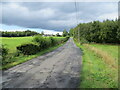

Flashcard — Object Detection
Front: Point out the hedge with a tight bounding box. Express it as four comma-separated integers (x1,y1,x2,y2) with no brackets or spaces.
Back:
17,36,69,55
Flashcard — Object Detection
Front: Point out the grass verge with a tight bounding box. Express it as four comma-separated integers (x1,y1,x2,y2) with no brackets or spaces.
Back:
1,43,65,70
84,44,117,69
90,44,118,61
74,41,118,88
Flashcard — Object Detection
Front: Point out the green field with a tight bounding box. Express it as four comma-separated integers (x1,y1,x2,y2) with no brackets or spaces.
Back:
0,36,65,53
0,37,34,53
75,42,118,88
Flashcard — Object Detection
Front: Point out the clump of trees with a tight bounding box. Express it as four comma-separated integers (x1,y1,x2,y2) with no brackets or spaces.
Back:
70,19,120,44
1,30,39,37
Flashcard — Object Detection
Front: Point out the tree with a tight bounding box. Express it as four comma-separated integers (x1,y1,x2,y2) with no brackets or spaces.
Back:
1,30,39,37
69,28,74,37
72,19,119,44
41,31,44,35
62,29,68,37
56,33,61,37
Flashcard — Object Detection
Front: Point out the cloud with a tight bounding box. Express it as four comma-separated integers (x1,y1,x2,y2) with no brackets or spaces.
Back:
0,24,62,35
43,30,63,35
97,12,118,20
1,2,118,31
1,0,119,2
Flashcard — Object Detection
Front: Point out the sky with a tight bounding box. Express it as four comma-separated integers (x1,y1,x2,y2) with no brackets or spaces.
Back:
0,0,119,34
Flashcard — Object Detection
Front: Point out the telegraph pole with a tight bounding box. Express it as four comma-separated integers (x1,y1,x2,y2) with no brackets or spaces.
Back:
75,0,80,43
78,26,80,43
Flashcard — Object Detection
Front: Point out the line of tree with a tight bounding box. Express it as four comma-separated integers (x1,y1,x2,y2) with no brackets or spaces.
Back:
69,19,120,44
1,30,39,37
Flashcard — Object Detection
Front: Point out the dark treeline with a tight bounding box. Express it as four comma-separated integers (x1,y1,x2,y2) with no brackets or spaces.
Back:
1,30,39,37
70,19,120,44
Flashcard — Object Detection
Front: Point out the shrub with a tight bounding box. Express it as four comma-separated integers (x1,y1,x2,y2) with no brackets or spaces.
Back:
14,50,22,57
33,36,57,49
80,38,89,44
0,45,8,59
44,38,52,48
64,36,69,41
33,36,47,49
49,37,56,46
0,45,9,65
16,44,40,55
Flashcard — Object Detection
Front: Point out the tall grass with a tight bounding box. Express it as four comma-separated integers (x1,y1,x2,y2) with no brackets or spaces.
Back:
90,44,118,62
84,44,117,69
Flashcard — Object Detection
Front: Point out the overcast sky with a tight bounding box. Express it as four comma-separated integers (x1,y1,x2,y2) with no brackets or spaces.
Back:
0,1,119,34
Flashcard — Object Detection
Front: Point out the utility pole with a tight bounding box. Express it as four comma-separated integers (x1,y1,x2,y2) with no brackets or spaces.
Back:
78,26,80,43
75,0,80,43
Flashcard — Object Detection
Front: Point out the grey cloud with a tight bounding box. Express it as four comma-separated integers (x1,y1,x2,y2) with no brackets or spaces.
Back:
1,2,118,31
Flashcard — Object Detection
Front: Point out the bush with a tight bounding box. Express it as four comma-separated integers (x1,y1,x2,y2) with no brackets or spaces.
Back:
14,50,22,57
33,36,59,49
80,38,89,44
0,45,8,59
64,36,69,42
33,36,49,49
0,45,9,65
17,44,40,55
49,37,57,46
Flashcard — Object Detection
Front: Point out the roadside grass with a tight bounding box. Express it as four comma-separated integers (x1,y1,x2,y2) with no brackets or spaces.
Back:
75,41,118,88
84,44,117,69
90,44,118,62
1,42,65,70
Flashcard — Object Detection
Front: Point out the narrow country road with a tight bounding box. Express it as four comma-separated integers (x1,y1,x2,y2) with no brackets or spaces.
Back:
2,38,82,88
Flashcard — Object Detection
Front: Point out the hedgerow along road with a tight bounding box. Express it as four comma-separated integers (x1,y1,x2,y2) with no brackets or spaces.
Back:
2,38,82,88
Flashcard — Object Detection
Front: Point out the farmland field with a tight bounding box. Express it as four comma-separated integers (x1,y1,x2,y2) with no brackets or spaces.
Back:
75,41,118,88
0,36,65,53
0,37,34,53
